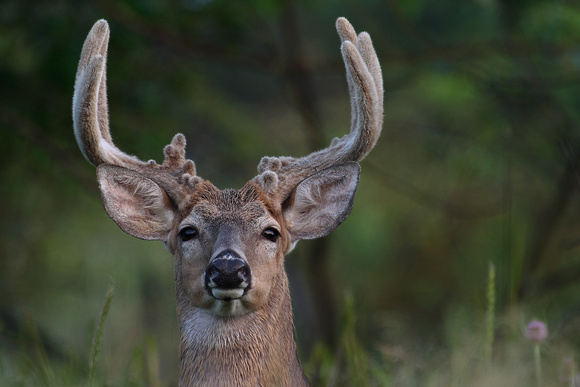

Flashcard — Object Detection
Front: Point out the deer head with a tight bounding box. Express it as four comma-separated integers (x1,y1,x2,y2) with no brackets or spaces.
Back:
73,17,382,386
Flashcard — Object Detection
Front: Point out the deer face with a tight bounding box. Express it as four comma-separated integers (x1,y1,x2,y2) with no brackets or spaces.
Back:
172,183,289,317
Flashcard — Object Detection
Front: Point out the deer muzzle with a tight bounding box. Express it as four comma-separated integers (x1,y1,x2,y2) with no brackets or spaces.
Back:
205,250,251,301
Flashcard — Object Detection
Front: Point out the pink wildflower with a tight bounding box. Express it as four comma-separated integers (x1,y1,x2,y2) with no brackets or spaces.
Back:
525,319,548,343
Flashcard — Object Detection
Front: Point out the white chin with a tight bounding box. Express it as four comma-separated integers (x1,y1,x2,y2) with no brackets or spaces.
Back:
207,289,249,317
209,298,248,317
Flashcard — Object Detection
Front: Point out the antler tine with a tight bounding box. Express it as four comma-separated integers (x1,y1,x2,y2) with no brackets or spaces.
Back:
255,17,383,200
75,19,111,145
337,18,383,116
336,17,358,131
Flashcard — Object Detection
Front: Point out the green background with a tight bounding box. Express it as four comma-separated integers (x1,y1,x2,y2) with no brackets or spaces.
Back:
2,0,580,385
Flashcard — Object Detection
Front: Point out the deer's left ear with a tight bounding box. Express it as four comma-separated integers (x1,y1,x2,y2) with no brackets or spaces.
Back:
282,162,360,241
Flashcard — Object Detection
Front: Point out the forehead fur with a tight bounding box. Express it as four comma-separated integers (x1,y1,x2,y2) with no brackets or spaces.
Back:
181,180,279,221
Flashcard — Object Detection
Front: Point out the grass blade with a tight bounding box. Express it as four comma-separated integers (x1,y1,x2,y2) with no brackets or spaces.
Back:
88,279,115,387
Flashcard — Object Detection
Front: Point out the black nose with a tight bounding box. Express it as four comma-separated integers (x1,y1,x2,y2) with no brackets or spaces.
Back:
205,251,250,289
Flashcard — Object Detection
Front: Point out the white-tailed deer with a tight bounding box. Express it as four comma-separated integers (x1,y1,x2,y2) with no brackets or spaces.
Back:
73,17,382,386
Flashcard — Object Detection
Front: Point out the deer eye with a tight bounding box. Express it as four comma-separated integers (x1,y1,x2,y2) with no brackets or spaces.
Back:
262,227,280,242
179,226,198,242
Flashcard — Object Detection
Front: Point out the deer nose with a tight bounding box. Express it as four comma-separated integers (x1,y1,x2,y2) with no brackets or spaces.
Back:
205,251,250,290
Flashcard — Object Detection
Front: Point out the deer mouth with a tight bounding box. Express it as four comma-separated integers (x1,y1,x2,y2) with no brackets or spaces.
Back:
204,253,252,301
206,277,250,301
208,287,248,301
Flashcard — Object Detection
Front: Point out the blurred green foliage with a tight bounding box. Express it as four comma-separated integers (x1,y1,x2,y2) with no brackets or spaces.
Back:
2,0,580,385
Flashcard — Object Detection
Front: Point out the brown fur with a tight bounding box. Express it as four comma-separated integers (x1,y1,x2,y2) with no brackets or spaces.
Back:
176,255,306,386
169,182,306,385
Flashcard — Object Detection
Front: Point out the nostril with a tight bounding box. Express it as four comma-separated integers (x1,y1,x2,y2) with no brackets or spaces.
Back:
206,257,250,289
237,264,250,281
213,257,245,274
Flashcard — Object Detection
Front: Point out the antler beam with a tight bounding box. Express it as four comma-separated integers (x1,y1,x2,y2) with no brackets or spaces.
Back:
254,17,383,201
72,20,199,202
73,20,142,168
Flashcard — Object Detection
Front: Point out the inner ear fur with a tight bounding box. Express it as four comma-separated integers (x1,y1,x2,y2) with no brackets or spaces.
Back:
97,165,175,241
282,162,360,241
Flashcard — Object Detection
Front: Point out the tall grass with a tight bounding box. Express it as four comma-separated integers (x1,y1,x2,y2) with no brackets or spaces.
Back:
88,279,115,387
302,265,576,387
0,281,116,386
2,266,579,386
26,313,55,386
485,261,496,366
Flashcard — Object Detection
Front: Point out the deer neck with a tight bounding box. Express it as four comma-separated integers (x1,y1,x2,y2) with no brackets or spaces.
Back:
175,267,309,386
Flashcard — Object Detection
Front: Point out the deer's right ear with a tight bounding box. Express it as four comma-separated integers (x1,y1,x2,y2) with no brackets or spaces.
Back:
97,165,175,241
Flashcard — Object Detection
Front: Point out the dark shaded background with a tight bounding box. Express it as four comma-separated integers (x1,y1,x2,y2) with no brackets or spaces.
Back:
2,0,580,385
